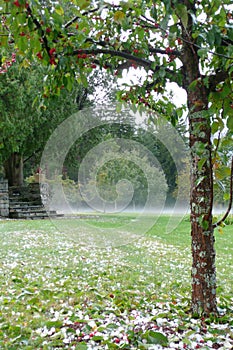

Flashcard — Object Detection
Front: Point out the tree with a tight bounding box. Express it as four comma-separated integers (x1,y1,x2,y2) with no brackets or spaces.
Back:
81,139,168,212
0,58,89,185
1,0,233,316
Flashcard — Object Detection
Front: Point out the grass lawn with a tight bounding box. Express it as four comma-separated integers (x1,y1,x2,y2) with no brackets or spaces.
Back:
0,215,232,349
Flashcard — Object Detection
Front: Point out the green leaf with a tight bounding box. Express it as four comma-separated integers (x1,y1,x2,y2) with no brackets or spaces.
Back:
114,11,125,24
80,71,88,88
197,48,208,58
137,28,145,41
189,79,198,91
77,0,90,10
202,220,209,230
76,343,88,350
18,36,28,52
175,4,188,29
227,116,233,131
211,121,219,134
198,158,207,171
45,320,63,328
143,330,168,346
55,5,64,16
206,29,215,46
215,166,231,180
223,193,230,201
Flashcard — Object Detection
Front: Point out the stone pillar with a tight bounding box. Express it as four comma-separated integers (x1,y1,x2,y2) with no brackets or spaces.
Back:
0,180,9,217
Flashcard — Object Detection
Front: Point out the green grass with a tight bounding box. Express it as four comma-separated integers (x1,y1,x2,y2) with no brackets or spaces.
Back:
0,215,232,349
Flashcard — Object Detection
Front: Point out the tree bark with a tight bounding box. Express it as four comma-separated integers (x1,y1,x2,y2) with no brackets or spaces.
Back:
189,110,217,315
4,152,24,187
181,0,217,315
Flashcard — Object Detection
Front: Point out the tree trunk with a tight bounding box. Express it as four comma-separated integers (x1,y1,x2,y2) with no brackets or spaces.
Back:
189,111,217,315
181,0,217,315
4,152,24,187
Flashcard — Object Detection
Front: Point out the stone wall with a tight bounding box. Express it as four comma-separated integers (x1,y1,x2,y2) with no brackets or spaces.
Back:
0,180,9,217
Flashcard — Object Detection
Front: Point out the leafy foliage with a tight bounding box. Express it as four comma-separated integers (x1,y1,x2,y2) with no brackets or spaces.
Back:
0,59,89,179
83,140,168,208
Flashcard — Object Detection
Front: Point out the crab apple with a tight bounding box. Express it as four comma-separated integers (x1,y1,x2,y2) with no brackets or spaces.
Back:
49,48,56,55
49,57,56,65
165,47,172,53
36,52,43,60
13,0,20,7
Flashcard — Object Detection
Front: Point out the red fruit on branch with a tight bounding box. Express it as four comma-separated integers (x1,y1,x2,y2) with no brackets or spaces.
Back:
49,57,56,65
77,53,88,59
133,49,139,53
169,54,176,62
13,0,21,7
165,47,172,54
36,52,43,60
19,32,26,36
49,48,56,55
90,63,97,68
46,27,52,33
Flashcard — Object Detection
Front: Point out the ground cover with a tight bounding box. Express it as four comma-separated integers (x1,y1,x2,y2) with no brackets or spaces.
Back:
0,215,232,349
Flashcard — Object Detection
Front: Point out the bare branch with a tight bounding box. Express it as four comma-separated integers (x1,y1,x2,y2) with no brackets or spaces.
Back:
213,155,233,228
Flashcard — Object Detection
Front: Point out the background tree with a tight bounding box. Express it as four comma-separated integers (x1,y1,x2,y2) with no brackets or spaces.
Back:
81,139,168,212
1,0,233,316
0,58,89,185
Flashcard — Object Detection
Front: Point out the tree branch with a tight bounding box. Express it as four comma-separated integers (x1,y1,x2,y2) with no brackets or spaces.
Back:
73,48,152,68
213,155,233,228
149,46,181,56
64,7,99,28
25,5,51,57
72,47,176,76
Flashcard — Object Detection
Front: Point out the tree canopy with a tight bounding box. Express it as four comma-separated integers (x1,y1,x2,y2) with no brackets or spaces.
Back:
1,0,233,316
0,57,89,184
